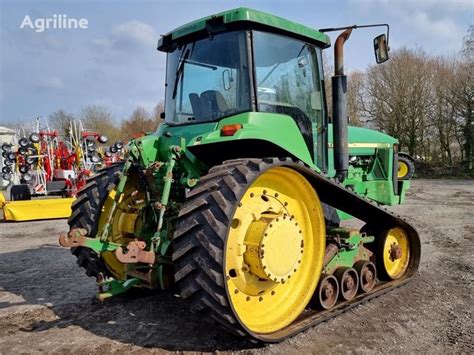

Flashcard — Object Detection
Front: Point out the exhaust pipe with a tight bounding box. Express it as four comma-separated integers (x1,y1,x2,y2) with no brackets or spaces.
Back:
332,29,352,182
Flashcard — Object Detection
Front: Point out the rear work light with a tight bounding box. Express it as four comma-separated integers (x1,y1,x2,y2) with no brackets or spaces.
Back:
220,124,243,136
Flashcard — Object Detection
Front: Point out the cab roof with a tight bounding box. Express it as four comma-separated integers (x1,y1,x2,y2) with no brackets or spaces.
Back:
158,7,331,51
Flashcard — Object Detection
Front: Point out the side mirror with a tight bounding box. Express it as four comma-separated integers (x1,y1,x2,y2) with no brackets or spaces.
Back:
374,34,389,63
222,69,233,91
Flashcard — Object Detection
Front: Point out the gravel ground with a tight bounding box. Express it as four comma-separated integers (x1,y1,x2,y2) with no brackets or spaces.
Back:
0,179,473,354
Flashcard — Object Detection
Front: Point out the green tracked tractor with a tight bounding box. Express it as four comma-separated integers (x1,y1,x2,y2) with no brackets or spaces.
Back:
59,8,420,342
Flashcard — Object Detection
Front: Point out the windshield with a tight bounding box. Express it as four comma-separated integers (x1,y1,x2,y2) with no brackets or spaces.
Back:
253,31,323,122
164,31,251,124
253,31,326,163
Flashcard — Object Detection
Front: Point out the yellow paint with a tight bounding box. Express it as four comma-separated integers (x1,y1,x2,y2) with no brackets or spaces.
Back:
397,161,409,179
98,176,146,280
2,198,75,221
0,192,5,207
383,227,410,279
225,167,325,334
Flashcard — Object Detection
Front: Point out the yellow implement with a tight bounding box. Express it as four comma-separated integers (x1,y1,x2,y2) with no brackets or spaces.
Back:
0,192,5,207
0,195,74,221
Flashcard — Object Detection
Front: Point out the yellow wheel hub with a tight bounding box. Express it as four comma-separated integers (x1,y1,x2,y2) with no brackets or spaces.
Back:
243,215,303,282
225,167,325,334
398,161,409,178
383,227,410,279
98,176,146,279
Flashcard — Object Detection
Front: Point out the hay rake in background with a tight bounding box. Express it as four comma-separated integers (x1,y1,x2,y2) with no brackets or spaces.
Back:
0,117,124,221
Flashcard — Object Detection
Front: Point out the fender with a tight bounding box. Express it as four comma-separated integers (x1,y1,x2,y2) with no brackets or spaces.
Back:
398,152,415,162
183,112,318,170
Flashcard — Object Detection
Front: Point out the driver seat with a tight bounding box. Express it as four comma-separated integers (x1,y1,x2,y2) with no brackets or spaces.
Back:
200,90,229,119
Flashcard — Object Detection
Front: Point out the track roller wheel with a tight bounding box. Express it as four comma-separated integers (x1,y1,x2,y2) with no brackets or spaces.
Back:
313,274,339,310
334,267,359,301
374,227,410,280
354,260,376,293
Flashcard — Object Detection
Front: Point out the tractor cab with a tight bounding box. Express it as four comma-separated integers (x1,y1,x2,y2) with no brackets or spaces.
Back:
157,8,399,203
159,8,330,170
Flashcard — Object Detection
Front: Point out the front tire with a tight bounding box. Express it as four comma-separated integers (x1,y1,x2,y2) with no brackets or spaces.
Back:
398,154,415,180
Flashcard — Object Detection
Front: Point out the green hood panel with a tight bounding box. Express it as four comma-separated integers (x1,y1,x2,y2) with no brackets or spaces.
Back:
328,124,398,145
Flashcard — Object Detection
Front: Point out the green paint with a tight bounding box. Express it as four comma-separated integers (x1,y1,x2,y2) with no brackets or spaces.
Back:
84,238,121,253
151,147,179,252
185,112,318,170
326,124,398,177
161,7,330,47
97,277,140,300
70,8,416,300
324,228,374,274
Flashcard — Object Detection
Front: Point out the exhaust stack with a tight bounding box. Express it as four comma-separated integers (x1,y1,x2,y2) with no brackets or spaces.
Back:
332,29,352,183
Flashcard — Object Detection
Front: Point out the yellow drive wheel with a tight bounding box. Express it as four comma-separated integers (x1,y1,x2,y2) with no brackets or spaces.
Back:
173,159,326,339
68,163,148,281
376,227,410,280
226,167,325,333
97,175,146,280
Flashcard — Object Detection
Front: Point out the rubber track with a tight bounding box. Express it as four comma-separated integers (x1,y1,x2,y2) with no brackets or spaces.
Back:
67,163,124,278
172,157,421,342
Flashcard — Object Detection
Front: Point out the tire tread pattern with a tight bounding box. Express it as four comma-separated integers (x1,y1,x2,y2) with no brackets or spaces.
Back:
172,158,292,337
67,163,124,278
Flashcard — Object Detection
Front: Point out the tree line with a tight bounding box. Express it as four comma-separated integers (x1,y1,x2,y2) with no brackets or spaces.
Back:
3,28,472,176
325,27,473,174
3,102,165,145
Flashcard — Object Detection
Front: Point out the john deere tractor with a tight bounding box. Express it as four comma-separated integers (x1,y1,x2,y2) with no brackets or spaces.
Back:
60,8,420,341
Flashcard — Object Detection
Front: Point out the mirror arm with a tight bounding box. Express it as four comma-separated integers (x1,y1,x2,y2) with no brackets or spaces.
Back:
320,24,390,46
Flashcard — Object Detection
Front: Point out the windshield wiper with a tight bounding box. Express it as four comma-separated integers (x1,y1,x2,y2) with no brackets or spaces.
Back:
184,59,217,70
257,45,307,87
172,46,191,99
258,62,280,87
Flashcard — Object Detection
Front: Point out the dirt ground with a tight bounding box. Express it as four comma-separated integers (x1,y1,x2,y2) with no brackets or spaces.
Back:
0,179,473,354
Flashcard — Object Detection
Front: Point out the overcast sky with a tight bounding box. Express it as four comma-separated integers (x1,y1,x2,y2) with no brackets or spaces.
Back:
0,0,472,124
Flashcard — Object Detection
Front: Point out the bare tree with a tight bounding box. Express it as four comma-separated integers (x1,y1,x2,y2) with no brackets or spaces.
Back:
49,109,75,136
362,48,432,157
451,60,474,170
121,103,164,140
80,105,121,142
428,57,461,165
323,52,333,120
152,101,165,126
121,106,151,139
461,25,474,61
347,70,365,126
